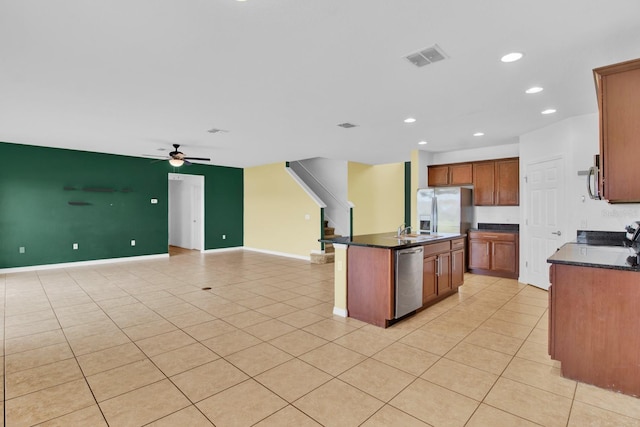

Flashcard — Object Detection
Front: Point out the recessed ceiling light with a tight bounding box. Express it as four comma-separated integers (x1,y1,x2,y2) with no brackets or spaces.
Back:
501,52,524,63
418,141,428,145
526,86,544,94
541,109,557,115
473,132,484,137
404,117,416,123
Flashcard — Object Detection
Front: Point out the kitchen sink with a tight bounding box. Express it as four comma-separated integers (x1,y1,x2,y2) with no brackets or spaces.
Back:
386,234,440,241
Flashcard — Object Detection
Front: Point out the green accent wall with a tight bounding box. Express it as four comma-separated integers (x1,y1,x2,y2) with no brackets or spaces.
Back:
404,161,411,229
0,142,243,269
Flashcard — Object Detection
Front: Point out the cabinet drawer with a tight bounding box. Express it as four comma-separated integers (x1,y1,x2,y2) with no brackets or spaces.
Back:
422,241,450,257
468,231,516,242
451,238,465,250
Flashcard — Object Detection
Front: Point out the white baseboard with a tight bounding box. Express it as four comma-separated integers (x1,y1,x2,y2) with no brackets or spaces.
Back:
202,247,243,254
243,247,311,261
0,253,170,274
333,307,348,317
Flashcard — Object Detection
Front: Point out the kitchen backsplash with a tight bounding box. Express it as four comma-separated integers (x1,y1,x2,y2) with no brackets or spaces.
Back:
473,205,520,227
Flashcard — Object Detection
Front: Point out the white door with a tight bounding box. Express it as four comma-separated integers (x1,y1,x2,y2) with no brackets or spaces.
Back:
527,157,565,289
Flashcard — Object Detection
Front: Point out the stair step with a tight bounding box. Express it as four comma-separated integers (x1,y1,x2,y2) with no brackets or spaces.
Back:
324,227,335,236
310,252,335,264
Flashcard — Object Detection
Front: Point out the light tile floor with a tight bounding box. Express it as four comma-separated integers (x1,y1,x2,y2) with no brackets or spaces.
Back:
2,248,640,426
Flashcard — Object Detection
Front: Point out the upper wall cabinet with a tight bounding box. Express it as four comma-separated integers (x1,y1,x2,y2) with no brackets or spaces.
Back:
594,58,640,203
473,158,519,206
428,157,519,206
427,163,473,186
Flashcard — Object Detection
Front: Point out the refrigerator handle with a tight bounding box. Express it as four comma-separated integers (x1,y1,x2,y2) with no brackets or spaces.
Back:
432,197,438,233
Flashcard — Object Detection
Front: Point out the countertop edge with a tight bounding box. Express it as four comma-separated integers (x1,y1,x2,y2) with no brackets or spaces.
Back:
321,233,466,249
547,242,640,272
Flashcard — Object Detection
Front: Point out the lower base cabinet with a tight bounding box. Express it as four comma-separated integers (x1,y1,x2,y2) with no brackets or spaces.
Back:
549,263,640,396
468,231,518,279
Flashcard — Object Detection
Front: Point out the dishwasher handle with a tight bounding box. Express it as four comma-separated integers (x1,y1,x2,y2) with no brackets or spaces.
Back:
398,248,424,256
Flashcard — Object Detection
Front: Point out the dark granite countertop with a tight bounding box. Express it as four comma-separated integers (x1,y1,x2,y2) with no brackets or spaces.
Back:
548,243,640,272
321,232,465,249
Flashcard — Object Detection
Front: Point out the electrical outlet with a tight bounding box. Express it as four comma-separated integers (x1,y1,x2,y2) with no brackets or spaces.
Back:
304,214,310,220
222,234,226,240
130,240,136,246
580,219,588,228
19,246,25,254
73,243,78,250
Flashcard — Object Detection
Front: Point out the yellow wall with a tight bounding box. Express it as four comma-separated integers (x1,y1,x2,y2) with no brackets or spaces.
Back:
244,163,322,258
348,162,405,235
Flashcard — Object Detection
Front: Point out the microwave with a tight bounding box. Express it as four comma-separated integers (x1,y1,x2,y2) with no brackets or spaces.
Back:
587,154,602,200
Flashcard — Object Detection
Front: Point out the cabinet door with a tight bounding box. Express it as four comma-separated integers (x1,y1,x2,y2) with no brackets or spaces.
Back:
468,239,490,270
450,163,473,185
491,241,517,274
423,255,438,304
600,66,640,202
428,166,449,186
495,159,519,205
451,249,464,289
473,162,495,205
437,253,452,295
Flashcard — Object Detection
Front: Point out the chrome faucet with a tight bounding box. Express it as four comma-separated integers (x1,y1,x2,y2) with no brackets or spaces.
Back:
397,224,411,237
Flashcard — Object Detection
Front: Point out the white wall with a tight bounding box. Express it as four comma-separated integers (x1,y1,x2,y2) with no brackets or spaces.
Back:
295,158,351,236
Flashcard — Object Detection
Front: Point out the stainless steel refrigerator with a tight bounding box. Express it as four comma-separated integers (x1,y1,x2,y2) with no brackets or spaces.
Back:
417,187,474,234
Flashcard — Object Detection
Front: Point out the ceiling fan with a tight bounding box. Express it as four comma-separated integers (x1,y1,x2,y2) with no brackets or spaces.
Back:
154,144,211,167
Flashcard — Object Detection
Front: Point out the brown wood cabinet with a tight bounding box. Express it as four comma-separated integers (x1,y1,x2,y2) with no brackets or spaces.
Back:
468,231,518,279
473,158,519,206
451,239,465,289
422,239,463,305
594,58,640,203
549,263,640,396
495,158,519,205
428,158,519,206
428,163,473,186
347,246,393,328
472,162,495,205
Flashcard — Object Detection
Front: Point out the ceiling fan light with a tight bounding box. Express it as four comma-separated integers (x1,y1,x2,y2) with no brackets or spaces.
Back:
169,159,184,167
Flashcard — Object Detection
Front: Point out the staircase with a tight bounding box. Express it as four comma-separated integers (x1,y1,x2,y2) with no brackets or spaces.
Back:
310,220,339,264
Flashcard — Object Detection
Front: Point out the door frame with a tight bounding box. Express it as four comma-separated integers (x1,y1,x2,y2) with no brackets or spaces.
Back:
168,173,205,252
521,155,566,289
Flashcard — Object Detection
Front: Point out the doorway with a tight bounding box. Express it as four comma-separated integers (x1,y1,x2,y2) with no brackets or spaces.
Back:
168,173,205,252
524,156,565,289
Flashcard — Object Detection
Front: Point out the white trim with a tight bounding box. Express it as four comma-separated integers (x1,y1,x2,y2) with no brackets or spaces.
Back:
285,167,327,208
333,243,349,249
0,253,169,274
201,247,243,254
243,246,311,261
333,307,348,317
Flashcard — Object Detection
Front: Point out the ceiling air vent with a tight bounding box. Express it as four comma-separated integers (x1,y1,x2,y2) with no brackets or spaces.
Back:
337,122,358,129
406,44,448,68
207,128,228,134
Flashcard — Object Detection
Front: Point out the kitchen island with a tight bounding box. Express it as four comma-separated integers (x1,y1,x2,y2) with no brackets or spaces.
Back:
324,232,465,328
548,242,640,397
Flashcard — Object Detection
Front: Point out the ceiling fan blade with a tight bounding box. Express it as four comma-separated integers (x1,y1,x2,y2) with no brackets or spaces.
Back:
183,157,211,161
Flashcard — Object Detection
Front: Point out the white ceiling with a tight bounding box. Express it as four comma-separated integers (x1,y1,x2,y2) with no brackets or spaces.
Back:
1,0,640,168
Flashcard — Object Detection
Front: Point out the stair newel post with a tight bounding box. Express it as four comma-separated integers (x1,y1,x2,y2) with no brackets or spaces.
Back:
349,207,353,240
320,207,325,252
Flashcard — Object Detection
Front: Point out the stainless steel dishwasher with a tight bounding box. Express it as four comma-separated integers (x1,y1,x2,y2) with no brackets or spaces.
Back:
395,246,424,318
